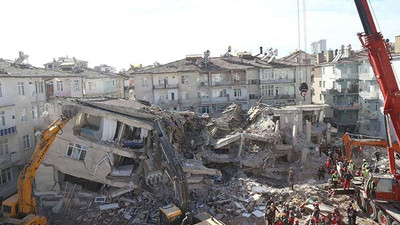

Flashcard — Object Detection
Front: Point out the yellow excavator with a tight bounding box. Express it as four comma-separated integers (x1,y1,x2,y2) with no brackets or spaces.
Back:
0,106,76,225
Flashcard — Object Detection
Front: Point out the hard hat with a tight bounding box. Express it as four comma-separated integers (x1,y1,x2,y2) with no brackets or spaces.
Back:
350,160,353,162
271,203,275,207
363,159,367,162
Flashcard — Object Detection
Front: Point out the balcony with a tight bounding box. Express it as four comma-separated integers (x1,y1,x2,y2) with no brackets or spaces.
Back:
359,91,379,99
0,152,20,167
261,94,295,100
231,80,247,85
328,86,359,95
359,73,375,80
0,126,17,138
335,73,358,80
157,100,179,106
331,104,361,110
260,78,295,84
232,97,248,102
211,81,233,87
153,83,178,89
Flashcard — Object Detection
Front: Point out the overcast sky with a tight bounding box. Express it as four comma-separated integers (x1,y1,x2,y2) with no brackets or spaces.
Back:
1,0,399,71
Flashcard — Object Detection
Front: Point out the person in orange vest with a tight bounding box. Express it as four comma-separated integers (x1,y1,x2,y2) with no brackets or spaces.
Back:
326,157,332,174
343,170,353,189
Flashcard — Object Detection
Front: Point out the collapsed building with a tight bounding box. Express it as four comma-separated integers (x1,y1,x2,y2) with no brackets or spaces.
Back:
35,99,221,198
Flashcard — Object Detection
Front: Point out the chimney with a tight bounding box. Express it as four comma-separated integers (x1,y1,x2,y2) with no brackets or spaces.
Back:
395,35,400,54
316,52,324,64
19,51,23,58
326,50,334,62
344,44,352,58
259,46,263,55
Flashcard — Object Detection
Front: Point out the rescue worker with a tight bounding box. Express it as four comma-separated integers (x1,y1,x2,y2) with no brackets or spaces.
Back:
326,157,332,174
181,212,193,225
265,203,277,225
343,170,353,189
317,165,325,180
333,207,342,224
362,167,369,179
288,210,295,225
355,167,362,177
266,197,275,207
332,171,339,188
362,159,369,170
312,202,320,222
348,159,355,174
288,169,294,190
294,220,300,225
375,148,382,162
369,179,377,198
327,187,335,198
348,206,357,225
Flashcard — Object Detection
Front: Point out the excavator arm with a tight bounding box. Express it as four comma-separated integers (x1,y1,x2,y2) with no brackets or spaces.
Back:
355,0,400,175
2,106,76,224
342,132,400,160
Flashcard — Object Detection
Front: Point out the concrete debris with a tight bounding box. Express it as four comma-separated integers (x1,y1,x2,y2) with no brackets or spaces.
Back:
99,203,120,211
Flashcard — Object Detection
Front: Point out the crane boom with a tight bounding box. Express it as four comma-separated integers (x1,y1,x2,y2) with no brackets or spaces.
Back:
354,0,400,175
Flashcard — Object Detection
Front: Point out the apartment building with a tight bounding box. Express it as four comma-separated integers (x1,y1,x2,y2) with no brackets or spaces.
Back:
133,52,311,114
318,46,363,133
44,58,124,99
0,58,50,200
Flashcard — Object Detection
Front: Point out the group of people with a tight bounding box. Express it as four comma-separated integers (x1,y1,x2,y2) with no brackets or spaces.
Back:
264,198,300,225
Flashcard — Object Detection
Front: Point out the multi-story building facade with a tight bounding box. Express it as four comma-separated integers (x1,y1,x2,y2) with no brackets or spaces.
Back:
44,58,124,99
318,47,363,133
132,53,311,114
0,58,50,200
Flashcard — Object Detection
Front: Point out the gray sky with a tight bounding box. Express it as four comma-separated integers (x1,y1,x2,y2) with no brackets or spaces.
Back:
1,0,399,71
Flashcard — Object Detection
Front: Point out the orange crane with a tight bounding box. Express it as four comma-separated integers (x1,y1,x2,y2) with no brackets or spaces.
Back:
1,108,75,225
342,132,400,160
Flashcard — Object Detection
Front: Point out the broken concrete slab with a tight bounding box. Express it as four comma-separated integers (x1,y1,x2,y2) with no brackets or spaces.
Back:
252,210,264,218
182,159,222,176
99,203,120,211
215,134,241,148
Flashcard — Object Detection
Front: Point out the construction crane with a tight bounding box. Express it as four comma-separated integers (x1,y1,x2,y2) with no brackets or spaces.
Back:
342,132,400,160
0,107,76,225
353,0,400,224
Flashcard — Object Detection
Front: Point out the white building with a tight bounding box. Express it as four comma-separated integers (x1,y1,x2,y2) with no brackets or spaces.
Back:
311,40,327,54
0,58,50,200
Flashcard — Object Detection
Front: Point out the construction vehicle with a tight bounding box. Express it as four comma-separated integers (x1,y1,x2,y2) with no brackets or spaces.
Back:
342,132,400,160
0,106,76,225
154,122,225,225
353,0,400,224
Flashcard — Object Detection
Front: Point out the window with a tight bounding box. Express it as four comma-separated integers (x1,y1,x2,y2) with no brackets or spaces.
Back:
159,77,168,85
322,68,325,74
198,106,210,114
249,79,259,85
249,94,258,100
323,81,326,88
20,108,27,123
182,92,189,100
0,139,8,155
23,135,31,149
112,80,116,87
200,91,209,99
73,80,80,91
0,82,2,97
181,76,188,84
56,81,63,91
233,73,240,81
0,167,11,185
212,89,227,98
319,81,322,87
0,111,4,126
261,85,274,96
31,106,38,120
260,69,274,80
40,81,44,93
18,82,25,96
320,94,322,101
142,77,149,87
234,89,242,97
66,143,88,161
88,81,96,90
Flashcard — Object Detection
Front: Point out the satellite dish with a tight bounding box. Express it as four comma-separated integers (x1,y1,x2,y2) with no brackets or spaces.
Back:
299,82,308,92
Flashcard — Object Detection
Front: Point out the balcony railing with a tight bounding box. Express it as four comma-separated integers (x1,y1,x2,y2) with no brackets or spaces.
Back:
331,104,361,110
359,73,375,80
0,126,17,137
0,152,19,167
335,73,358,80
211,81,233,87
261,94,295,100
359,91,379,99
153,83,178,89
260,78,295,84
328,86,359,94
157,100,179,106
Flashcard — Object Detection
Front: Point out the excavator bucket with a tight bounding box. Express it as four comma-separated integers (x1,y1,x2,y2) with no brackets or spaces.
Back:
62,104,80,118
